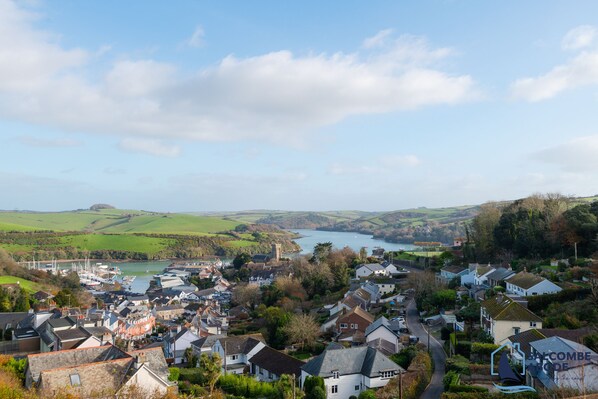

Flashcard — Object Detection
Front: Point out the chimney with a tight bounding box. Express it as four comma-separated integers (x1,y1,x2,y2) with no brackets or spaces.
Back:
134,352,146,369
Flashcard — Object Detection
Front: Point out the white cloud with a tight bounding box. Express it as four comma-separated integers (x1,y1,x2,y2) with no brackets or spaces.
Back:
511,52,598,101
187,26,205,48
0,4,477,145
562,25,597,50
511,25,598,101
362,29,394,49
0,0,87,92
119,138,181,157
532,135,598,172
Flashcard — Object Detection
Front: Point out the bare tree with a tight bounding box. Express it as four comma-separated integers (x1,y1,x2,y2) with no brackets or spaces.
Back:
284,314,320,350
232,284,261,309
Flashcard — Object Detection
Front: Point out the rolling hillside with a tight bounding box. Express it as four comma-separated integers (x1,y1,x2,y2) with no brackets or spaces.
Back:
0,209,239,235
0,208,299,261
207,195,598,244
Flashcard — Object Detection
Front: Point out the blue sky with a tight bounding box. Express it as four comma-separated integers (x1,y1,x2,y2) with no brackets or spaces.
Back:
1,0,598,212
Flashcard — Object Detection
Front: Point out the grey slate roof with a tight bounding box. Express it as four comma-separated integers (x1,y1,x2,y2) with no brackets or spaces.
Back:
486,267,515,282
249,346,305,377
219,334,265,355
191,334,225,350
365,316,395,337
47,317,76,329
359,263,385,272
530,337,598,368
54,327,90,342
130,347,170,382
441,265,467,274
301,346,402,378
27,344,129,384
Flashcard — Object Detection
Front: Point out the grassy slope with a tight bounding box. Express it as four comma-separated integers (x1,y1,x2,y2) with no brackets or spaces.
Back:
0,276,45,292
0,209,239,234
0,210,245,258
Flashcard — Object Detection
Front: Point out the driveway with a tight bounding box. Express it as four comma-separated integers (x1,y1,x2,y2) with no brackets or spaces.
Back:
406,299,446,399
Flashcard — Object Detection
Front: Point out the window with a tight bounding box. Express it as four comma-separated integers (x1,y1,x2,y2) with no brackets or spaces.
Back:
350,323,355,329
231,354,239,360
332,371,339,379
530,322,537,327
331,385,338,394
513,327,520,335
70,374,81,386
355,385,360,391
380,371,395,379
340,323,348,329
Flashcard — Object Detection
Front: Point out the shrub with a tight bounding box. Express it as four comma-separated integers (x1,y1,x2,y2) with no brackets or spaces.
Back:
445,355,470,375
178,368,205,385
390,345,418,369
471,342,499,362
168,367,180,382
447,384,488,393
217,373,277,398
455,341,471,358
443,371,460,390
358,390,376,399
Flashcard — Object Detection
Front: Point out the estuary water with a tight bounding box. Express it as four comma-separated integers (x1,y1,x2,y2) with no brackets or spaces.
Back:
115,229,416,293
291,229,417,254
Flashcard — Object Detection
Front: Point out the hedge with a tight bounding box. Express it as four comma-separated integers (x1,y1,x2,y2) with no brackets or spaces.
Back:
217,373,277,398
442,392,539,399
527,288,590,313
447,384,488,393
445,355,470,375
455,341,472,358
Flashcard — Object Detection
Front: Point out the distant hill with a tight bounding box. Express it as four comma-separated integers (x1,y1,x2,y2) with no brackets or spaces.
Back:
204,195,598,244
0,209,299,261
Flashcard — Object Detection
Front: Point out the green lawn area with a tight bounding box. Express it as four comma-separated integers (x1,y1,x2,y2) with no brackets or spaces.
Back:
0,222,40,232
0,276,45,292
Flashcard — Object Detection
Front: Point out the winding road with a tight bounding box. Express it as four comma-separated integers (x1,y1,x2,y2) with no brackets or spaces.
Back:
406,298,446,399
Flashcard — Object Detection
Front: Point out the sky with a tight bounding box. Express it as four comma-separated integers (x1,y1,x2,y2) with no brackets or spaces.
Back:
1,0,598,212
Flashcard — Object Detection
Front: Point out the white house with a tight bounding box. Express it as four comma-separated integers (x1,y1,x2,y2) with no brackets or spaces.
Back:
473,265,496,286
383,263,407,276
365,317,401,355
480,294,543,344
438,265,469,283
301,346,404,399
164,327,201,364
212,334,266,374
505,271,562,297
371,280,397,296
529,337,598,392
355,264,388,279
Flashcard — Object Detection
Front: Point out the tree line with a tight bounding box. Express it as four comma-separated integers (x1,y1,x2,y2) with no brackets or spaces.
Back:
467,194,598,262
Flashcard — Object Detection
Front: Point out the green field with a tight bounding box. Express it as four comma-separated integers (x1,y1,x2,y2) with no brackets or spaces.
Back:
63,234,174,255
0,209,240,235
0,208,300,260
0,234,173,256
0,276,45,292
